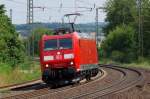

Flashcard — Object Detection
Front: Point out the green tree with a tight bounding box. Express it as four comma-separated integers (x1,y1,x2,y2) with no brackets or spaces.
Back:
104,0,137,35
102,25,136,62
0,5,25,67
28,27,53,55
103,0,150,58
141,0,150,57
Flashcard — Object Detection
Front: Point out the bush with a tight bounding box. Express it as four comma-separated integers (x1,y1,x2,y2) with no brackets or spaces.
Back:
0,5,25,67
0,63,12,74
0,62,41,86
102,25,137,63
111,51,125,62
98,47,104,58
28,27,53,56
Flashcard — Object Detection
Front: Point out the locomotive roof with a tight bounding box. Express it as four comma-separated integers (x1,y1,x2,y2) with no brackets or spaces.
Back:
78,32,95,39
42,32,95,40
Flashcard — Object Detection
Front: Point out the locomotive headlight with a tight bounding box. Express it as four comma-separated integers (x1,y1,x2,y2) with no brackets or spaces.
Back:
77,69,80,72
70,61,74,65
64,54,74,59
45,64,49,68
44,56,54,61
57,52,61,55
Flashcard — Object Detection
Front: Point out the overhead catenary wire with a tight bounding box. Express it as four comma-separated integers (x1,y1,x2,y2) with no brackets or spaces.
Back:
3,0,94,9
5,0,27,5
76,0,97,8
3,0,105,24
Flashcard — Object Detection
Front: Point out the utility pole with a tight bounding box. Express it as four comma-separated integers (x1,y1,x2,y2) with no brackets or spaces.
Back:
27,0,34,24
95,7,105,45
27,0,46,57
27,0,34,57
138,0,143,57
10,9,12,23
95,8,98,44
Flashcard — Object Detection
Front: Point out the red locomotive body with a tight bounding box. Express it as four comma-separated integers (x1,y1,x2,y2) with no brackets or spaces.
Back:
39,32,99,84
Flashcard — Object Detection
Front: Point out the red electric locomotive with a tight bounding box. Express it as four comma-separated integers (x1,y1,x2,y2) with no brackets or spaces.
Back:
39,31,99,85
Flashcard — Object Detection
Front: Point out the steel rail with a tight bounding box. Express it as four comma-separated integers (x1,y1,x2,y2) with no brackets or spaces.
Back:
0,79,41,91
69,65,144,99
22,66,124,99
0,65,143,99
0,69,105,99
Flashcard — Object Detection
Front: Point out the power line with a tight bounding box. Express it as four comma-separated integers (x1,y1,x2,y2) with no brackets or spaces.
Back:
5,0,27,5
76,0,97,8
34,16,51,22
76,9,93,13
43,6,93,9
4,0,103,24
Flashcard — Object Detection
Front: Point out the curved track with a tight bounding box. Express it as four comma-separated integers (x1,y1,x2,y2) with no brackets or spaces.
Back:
0,65,143,99
70,65,143,99
0,79,42,91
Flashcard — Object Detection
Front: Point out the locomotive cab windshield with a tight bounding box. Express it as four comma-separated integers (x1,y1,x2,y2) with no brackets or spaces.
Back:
44,39,57,51
59,38,72,49
44,38,72,51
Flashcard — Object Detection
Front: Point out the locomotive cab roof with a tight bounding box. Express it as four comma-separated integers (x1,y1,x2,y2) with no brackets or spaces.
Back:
54,28,71,35
43,32,95,41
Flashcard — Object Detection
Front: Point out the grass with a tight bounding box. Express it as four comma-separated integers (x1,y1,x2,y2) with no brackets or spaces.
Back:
99,57,150,69
0,57,149,87
122,58,150,69
0,62,41,87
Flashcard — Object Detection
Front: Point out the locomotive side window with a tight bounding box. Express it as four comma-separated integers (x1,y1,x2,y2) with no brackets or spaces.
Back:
44,39,57,50
59,38,72,49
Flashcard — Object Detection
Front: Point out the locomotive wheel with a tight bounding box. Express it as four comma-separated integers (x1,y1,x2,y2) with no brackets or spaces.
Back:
74,80,80,85
86,76,91,81
85,75,91,81
85,70,92,81
48,83,58,89
72,81,80,87
53,83,58,88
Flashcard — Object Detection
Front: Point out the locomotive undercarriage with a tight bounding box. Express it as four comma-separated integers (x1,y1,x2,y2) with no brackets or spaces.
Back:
42,67,99,85
80,68,99,81
42,67,79,85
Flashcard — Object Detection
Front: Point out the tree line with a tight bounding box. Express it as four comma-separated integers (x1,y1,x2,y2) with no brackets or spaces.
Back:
102,0,150,63
1,0,150,67
0,5,25,67
0,5,53,68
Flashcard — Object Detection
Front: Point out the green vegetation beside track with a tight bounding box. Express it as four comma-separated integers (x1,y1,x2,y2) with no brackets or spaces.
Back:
99,58,150,69
0,61,41,87
0,5,43,87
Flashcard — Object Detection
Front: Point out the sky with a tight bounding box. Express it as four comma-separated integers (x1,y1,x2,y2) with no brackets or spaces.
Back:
0,0,106,24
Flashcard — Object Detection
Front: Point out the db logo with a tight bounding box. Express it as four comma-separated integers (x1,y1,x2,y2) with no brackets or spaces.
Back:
56,55,62,60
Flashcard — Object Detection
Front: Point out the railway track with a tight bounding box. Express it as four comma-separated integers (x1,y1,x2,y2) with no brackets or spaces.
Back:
70,66,143,99
0,65,144,99
0,68,104,99
0,79,42,91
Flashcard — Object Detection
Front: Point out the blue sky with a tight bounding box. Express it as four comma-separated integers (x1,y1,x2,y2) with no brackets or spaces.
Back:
1,0,106,24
